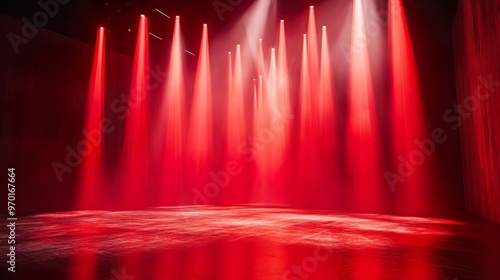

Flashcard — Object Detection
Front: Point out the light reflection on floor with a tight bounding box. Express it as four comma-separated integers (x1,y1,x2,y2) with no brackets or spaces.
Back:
2,206,500,279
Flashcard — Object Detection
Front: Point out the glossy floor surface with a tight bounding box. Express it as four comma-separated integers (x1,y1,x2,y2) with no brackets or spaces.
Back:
1,206,499,280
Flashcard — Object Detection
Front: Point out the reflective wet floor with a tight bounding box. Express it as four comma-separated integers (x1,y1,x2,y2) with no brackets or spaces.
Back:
2,206,499,279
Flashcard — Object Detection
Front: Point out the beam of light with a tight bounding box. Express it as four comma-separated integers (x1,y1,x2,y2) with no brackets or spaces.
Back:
297,34,321,207
121,15,150,209
277,20,291,121
187,24,213,191
268,48,277,115
307,6,320,120
346,0,383,211
251,78,260,200
319,25,337,203
252,74,270,202
226,44,246,159
157,15,186,205
76,27,105,210
252,49,277,203
299,35,312,145
208,0,276,124
68,223,102,280
266,19,292,202
253,79,258,114
148,32,163,40
267,46,280,179
228,52,233,115
388,0,429,214
155,8,171,19
184,50,195,56
299,10,323,206
276,20,291,145
258,74,265,141
240,0,276,67
253,79,257,133
319,26,335,139
257,39,265,78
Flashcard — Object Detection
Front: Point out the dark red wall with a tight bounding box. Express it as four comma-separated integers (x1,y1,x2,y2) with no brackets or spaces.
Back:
453,0,500,223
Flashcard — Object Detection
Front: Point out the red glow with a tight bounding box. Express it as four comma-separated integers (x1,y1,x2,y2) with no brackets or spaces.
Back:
223,45,247,203
307,6,320,120
299,35,312,144
268,20,292,201
227,52,233,112
389,0,429,214
15,207,476,279
68,221,105,280
252,73,269,202
67,4,463,215
347,0,383,211
121,15,150,208
76,27,105,210
454,1,500,223
187,24,213,188
251,48,276,202
297,34,321,206
267,45,283,182
277,20,291,122
319,26,337,200
253,79,257,128
226,44,246,159
319,26,335,139
257,39,265,78
17,207,467,254
157,16,186,205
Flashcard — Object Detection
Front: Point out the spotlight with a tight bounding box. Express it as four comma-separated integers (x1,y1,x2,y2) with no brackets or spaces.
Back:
140,14,145,18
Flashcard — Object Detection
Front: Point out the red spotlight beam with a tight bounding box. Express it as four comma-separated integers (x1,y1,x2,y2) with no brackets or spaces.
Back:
158,15,187,205
76,26,105,210
387,0,430,214
346,0,383,211
226,44,246,159
121,15,151,208
187,24,214,190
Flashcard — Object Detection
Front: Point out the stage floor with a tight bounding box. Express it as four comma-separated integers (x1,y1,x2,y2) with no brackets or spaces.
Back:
2,206,500,279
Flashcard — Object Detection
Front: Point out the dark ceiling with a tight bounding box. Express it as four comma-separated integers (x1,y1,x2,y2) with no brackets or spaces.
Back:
0,0,458,57
0,0,312,56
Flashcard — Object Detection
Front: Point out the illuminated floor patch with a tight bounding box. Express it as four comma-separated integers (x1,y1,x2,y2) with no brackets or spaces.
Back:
2,206,500,280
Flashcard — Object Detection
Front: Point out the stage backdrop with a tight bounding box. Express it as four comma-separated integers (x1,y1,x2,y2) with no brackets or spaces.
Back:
0,13,133,214
453,0,500,224
0,0,464,216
